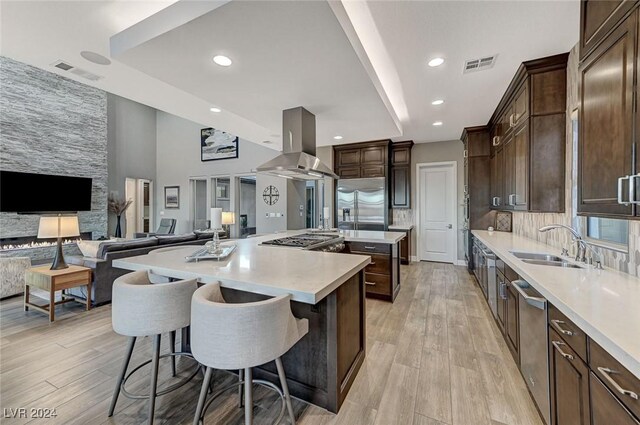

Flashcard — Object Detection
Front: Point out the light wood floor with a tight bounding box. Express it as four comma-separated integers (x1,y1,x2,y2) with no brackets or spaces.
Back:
0,262,543,425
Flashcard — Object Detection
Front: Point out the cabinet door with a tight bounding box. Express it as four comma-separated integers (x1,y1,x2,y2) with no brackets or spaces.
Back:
581,0,637,61
496,273,506,333
513,121,529,210
503,134,515,210
361,146,386,165
591,372,640,425
392,147,411,165
338,167,360,179
549,328,591,425
337,149,361,167
579,11,635,216
513,83,529,127
505,282,519,363
391,166,410,208
361,165,385,178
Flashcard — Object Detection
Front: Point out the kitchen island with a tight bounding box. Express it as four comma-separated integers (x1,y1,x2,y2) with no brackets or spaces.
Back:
113,233,371,413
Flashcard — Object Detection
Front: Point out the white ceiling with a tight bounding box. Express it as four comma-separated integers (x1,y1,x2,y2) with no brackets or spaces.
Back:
1,0,580,148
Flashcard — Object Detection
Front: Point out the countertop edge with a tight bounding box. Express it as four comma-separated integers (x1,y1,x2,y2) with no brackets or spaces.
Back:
472,230,640,379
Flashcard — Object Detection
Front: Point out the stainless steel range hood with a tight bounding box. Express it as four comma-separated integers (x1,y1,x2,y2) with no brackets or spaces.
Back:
256,107,338,180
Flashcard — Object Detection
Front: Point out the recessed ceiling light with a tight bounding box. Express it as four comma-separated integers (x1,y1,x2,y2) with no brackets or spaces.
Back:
210,107,221,113
433,121,443,126
262,140,273,144
333,135,343,140
428,57,445,67
80,51,111,66
431,99,445,106
213,55,232,67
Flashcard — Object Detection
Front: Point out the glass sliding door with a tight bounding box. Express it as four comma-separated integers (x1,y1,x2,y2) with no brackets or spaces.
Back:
190,178,208,230
211,177,231,211
237,176,256,238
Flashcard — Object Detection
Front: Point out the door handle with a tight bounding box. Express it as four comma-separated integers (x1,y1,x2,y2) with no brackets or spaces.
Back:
447,224,453,229
630,175,640,205
492,136,500,146
618,176,630,205
550,319,574,336
511,280,546,310
597,367,639,400
508,194,516,206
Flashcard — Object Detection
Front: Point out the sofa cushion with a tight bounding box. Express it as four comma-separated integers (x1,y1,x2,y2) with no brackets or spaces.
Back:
77,239,118,258
194,230,227,240
97,238,158,259
156,233,197,245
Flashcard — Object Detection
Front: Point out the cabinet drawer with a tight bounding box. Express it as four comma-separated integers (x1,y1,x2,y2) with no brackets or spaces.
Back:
590,339,640,418
364,272,390,296
361,165,385,178
348,242,391,254
591,371,640,425
548,304,587,361
363,253,390,275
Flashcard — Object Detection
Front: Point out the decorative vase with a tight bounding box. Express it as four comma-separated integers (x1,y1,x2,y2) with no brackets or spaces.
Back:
115,215,122,238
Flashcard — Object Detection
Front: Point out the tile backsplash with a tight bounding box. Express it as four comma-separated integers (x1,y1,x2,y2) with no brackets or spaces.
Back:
392,209,414,226
511,45,640,278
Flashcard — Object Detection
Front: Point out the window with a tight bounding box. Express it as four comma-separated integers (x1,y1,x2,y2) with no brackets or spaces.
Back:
586,217,629,248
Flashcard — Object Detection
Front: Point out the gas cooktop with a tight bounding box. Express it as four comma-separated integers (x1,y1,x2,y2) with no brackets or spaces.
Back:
261,233,341,249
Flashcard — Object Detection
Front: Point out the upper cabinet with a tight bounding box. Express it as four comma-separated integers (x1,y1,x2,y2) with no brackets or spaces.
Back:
390,141,413,208
461,126,493,230
334,140,390,180
579,3,638,217
487,54,568,213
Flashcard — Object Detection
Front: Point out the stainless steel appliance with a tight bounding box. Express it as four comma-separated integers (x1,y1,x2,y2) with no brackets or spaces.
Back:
261,233,344,252
336,177,387,231
512,279,550,425
472,238,494,306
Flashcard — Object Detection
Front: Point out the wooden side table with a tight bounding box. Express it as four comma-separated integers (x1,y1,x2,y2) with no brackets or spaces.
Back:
24,265,92,322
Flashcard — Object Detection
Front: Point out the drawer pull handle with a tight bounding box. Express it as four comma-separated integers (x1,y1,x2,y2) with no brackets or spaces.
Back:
552,340,574,360
365,281,375,286
551,319,574,336
597,367,639,400
364,246,376,250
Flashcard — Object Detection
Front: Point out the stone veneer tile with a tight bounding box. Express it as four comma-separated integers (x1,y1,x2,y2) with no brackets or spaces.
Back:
0,56,107,240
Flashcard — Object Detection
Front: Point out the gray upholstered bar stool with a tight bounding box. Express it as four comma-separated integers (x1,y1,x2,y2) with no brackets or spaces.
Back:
108,270,199,425
190,283,309,425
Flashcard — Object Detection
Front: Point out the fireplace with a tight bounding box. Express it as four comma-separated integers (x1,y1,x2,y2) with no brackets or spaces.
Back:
0,232,92,265
0,232,93,250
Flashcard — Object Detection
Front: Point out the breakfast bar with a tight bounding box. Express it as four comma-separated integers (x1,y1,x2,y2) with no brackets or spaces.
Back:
113,234,371,413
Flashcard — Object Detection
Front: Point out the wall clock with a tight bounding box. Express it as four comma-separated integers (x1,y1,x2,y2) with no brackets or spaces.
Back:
263,185,279,205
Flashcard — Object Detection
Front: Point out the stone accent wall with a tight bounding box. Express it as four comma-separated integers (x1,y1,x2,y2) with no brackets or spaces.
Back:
512,45,640,277
0,56,108,240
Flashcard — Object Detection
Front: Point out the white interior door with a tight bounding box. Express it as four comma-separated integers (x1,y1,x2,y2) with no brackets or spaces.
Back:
419,163,456,263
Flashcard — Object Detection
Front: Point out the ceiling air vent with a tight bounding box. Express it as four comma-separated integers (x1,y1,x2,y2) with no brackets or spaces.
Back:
463,55,497,74
50,60,104,81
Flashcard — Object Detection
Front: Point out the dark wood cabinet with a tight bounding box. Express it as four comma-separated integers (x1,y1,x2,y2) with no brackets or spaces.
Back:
461,126,493,228
343,241,400,302
496,269,506,334
333,140,390,181
390,141,413,208
485,54,567,213
393,227,412,265
580,0,638,61
548,327,591,425
579,9,636,217
591,372,640,425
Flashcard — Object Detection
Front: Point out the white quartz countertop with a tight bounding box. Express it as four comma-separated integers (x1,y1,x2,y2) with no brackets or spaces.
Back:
472,230,640,379
113,234,370,305
388,224,414,231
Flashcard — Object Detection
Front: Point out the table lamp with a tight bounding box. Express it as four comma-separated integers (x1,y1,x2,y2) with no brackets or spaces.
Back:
209,208,223,254
38,215,80,270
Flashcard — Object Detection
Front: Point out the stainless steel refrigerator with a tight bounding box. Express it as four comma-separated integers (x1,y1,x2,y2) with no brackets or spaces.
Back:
336,177,387,231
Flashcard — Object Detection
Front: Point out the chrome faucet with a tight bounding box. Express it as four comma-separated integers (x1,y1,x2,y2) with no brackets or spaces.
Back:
538,224,588,262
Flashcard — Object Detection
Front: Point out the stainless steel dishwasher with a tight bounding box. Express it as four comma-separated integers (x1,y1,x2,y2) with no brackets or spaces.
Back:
511,279,550,425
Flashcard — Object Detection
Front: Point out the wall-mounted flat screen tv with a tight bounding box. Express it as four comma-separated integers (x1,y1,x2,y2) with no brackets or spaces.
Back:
0,171,92,213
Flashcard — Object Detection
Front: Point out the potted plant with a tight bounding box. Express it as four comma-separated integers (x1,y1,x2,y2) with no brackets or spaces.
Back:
108,195,133,238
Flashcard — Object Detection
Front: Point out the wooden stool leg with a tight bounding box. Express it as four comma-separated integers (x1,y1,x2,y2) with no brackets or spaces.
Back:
24,284,30,311
86,281,92,311
49,288,55,322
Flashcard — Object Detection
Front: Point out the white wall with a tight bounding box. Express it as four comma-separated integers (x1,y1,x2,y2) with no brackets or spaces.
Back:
155,111,279,234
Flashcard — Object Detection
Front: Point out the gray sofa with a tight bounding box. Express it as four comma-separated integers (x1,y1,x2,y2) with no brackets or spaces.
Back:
66,231,221,305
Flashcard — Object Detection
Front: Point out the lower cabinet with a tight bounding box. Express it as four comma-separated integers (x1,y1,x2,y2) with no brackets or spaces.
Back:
343,241,400,302
396,229,411,265
549,327,591,425
590,372,640,425
505,282,520,363
496,269,506,334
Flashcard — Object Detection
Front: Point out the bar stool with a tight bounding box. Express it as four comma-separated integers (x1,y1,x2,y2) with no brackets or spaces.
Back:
190,283,309,425
108,270,199,425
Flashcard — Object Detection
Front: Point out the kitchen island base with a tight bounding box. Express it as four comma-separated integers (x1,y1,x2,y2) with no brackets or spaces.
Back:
181,270,366,413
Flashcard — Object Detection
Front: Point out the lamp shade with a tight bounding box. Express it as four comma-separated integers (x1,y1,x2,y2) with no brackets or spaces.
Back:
222,211,235,225
37,215,80,239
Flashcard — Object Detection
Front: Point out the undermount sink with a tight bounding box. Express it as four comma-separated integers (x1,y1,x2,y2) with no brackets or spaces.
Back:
521,258,583,269
510,251,564,262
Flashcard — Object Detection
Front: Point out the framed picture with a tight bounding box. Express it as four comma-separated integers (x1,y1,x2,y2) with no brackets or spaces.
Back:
164,186,180,209
201,128,239,161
